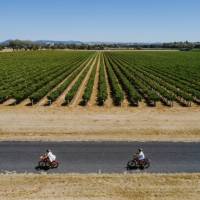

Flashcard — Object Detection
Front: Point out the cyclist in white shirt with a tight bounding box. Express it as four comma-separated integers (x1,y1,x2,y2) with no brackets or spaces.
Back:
46,149,56,163
136,148,145,161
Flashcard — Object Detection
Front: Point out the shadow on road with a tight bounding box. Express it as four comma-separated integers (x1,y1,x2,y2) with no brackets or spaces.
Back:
35,165,51,171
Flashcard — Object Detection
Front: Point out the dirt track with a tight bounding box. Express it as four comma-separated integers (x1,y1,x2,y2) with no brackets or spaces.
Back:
0,106,200,141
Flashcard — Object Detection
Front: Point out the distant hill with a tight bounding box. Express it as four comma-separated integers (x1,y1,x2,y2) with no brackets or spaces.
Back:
0,40,163,46
35,40,84,45
0,40,13,45
0,39,84,45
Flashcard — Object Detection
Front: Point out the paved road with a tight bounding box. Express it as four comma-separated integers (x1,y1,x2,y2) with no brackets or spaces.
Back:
0,141,200,173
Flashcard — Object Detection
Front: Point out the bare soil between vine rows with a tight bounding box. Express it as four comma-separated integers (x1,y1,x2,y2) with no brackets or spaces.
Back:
0,106,200,141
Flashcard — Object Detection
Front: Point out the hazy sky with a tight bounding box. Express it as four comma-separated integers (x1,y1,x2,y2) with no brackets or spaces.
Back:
0,0,199,42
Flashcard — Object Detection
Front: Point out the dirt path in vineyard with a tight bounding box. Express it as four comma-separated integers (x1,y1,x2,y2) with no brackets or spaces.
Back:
103,55,113,107
87,53,100,106
70,54,98,107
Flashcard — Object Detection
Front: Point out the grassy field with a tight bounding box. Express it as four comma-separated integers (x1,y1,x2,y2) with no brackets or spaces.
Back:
0,173,199,200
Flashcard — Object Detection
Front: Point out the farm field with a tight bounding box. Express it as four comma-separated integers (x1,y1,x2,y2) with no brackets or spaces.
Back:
1,51,200,108
1,50,200,141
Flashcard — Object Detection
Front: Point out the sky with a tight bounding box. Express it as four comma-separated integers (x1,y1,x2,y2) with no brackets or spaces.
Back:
0,0,199,42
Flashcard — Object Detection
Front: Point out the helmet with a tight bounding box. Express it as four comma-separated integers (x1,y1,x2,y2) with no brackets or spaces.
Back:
138,148,143,152
46,149,51,153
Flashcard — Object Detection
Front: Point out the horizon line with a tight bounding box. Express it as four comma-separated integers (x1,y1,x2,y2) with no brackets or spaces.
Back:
1,38,200,44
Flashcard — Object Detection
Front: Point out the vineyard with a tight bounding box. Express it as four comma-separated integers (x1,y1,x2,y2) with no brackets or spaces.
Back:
1,50,200,107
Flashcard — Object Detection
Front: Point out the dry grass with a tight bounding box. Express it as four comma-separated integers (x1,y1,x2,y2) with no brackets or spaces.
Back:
1,106,200,141
1,129,200,142
0,173,200,200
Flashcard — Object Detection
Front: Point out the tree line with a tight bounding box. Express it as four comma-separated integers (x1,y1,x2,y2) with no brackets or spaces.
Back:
0,40,200,51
